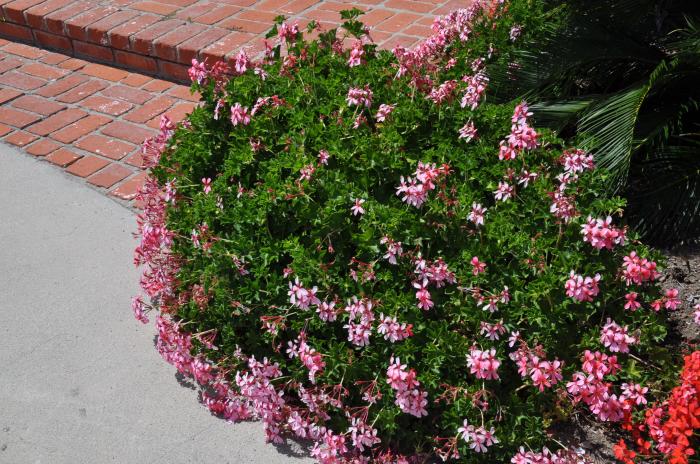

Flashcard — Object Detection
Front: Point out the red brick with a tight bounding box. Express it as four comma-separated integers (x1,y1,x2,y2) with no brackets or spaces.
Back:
0,20,33,40
110,171,148,200
0,87,22,104
0,124,11,137
59,57,87,70
380,33,418,50
44,2,93,35
114,50,157,74
2,0,45,25
236,9,278,23
101,85,152,104
279,0,317,14
24,0,67,29
102,120,154,144
402,24,432,38
384,0,436,13
65,6,118,41
75,134,135,160
123,96,175,123
33,30,73,53
176,28,228,64
200,31,255,62
0,70,47,90
86,10,139,45
357,8,393,27
120,72,151,87
81,62,128,81
87,163,132,188
142,78,173,92
158,59,189,82
159,0,198,6
81,95,134,116
51,114,111,143
27,108,87,136
160,100,196,124
130,19,184,55
251,0,286,11
39,51,69,65
216,17,269,34
25,138,61,156
316,1,366,12
45,147,82,167
4,130,38,146
153,23,207,61
0,107,41,128
0,56,23,73
74,40,114,62
55,79,108,103
174,1,214,21
194,4,241,25
123,151,144,167
35,74,88,97
166,85,199,102
11,95,66,116
376,12,422,33
65,155,111,177
19,62,68,80
2,41,44,59
108,14,160,50
130,1,178,15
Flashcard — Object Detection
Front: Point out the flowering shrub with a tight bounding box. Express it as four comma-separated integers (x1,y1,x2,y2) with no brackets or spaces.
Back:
132,2,687,463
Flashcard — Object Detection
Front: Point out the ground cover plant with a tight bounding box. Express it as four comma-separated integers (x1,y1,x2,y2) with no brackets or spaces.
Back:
132,1,697,462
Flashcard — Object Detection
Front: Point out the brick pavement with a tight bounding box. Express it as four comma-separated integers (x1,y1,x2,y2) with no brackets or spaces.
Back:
0,39,198,205
0,0,458,82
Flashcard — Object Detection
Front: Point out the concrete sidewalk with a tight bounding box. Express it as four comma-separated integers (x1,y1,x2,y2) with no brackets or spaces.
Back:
0,143,312,463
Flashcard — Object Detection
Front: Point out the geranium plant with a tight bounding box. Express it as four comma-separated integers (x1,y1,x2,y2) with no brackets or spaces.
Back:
132,1,690,462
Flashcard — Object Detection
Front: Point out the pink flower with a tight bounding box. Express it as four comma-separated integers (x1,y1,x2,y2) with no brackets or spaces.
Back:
458,121,477,141
509,25,522,41
346,85,373,108
351,198,365,216
316,301,337,322
202,177,212,194
694,303,700,325
494,182,514,201
621,251,660,285
458,420,499,453
318,149,330,165
427,79,458,105
375,103,396,122
624,292,641,311
188,58,208,84
460,72,489,110
479,320,506,340
561,148,595,174
380,236,403,264
348,418,380,452
468,202,487,226
348,39,365,67
471,256,487,275
288,277,321,310
664,288,681,310
413,279,434,310
600,319,637,353
232,49,249,75
621,382,648,405
377,314,413,343
131,295,149,324
467,347,500,380
581,216,626,250
277,21,299,42
565,271,601,302
230,103,251,126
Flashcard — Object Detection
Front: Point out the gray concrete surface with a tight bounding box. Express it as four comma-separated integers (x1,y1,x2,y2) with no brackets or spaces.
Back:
0,143,312,464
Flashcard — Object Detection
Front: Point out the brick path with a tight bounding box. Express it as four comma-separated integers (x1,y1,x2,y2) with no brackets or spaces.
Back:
0,1,446,207
0,0,457,82
0,39,197,205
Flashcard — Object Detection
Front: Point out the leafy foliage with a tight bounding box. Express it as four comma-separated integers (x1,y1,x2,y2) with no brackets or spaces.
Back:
505,0,700,245
134,2,685,463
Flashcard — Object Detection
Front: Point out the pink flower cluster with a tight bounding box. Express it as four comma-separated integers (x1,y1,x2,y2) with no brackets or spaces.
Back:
459,120,478,141
581,216,627,250
348,39,365,67
458,420,499,453
288,277,321,310
511,447,591,464
346,85,373,108
567,350,626,422
510,340,563,392
380,236,403,264
565,271,601,302
600,319,637,353
396,162,450,208
467,346,501,380
560,148,594,175
343,297,375,347
650,288,682,312
386,356,428,417
498,102,538,160
375,103,396,122
287,333,326,383
377,314,413,343
479,320,506,340
412,257,456,310
468,202,487,226
621,251,660,285
460,72,489,110
142,115,175,169
235,356,286,443
428,79,459,105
